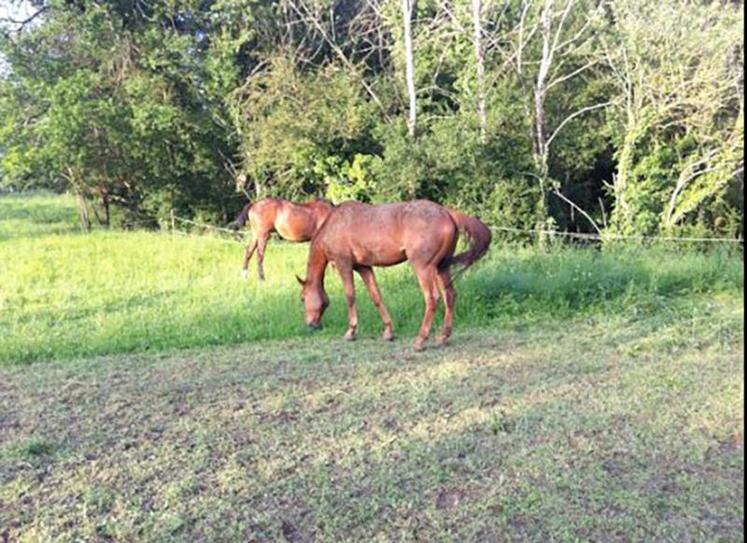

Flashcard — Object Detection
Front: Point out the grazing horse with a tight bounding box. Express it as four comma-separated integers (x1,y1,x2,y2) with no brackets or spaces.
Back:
236,198,334,280
296,200,492,350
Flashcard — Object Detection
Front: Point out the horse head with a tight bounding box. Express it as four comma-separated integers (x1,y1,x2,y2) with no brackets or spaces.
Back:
296,274,329,329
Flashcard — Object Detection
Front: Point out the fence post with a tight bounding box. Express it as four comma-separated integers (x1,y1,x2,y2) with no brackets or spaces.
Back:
170,209,175,233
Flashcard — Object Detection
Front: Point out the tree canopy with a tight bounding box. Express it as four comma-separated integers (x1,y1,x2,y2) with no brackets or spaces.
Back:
0,0,743,237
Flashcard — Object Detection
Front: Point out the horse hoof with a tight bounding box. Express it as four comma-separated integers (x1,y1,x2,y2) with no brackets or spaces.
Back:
436,335,450,347
413,338,426,351
344,330,357,341
241,270,249,280
382,330,395,341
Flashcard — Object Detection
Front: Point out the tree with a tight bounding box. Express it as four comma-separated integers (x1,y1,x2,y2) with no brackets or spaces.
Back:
603,0,744,235
0,0,241,225
523,0,609,227
402,0,417,137
471,0,486,142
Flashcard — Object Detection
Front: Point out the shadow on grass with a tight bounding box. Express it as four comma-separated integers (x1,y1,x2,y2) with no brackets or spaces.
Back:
0,322,741,541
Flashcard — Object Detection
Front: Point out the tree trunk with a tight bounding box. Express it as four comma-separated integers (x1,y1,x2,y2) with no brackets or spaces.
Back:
402,0,417,138
77,191,91,231
103,193,111,228
533,0,554,227
471,0,487,142
65,167,91,231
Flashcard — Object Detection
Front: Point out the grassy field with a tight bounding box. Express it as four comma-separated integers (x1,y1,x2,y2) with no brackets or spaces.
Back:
1,322,743,541
1,192,743,365
0,192,744,541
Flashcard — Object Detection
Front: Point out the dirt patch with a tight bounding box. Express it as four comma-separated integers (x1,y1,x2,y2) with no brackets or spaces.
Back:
281,520,303,543
436,488,466,510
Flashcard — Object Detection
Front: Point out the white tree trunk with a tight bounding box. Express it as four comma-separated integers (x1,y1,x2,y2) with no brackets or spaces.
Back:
402,0,417,138
534,0,554,173
472,0,487,142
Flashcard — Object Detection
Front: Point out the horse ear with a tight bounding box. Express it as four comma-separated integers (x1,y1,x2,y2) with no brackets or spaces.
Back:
295,274,306,286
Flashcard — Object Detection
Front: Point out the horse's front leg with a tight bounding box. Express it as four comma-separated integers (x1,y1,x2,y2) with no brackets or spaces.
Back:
338,265,358,340
241,236,258,280
256,232,270,281
356,265,394,341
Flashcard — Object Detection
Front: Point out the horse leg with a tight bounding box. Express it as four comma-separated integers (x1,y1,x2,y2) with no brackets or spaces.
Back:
356,266,394,341
256,231,270,281
241,236,258,280
338,265,358,340
436,268,456,346
413,265,440,351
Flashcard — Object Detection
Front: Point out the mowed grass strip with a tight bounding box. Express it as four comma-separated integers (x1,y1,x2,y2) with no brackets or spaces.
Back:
1,193,743,364
0,316,742,542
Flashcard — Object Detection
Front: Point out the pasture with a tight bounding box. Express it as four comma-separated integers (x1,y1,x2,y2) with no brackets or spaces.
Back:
0,192,743,365
0,192,744,541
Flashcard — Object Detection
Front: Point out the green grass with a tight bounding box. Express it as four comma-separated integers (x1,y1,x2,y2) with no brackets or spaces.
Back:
1,192,743,365
0,322,742,541
0,192,743,540
0,191,81,240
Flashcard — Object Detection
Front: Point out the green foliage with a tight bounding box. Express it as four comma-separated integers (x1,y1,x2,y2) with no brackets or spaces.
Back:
606,0,744,237
368,111,539,229
228,58,377,198
0,0,742,236
325,154,381,203
0,1,242,225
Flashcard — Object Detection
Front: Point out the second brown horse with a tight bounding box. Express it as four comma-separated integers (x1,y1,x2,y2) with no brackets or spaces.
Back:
237,198,334,280
296,200,491,350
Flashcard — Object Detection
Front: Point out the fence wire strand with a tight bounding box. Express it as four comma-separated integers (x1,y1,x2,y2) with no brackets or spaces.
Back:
489,225,743,243
167,214,743,246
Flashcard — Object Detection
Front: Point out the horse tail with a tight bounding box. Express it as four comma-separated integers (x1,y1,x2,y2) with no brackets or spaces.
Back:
444,209,492,272
236,202,253,228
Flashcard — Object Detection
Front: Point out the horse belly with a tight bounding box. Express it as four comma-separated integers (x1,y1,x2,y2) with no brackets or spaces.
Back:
352,243,406,267
276,215,312,242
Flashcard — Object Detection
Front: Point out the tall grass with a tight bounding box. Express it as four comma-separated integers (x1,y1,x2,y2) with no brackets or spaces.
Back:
1,192,743,364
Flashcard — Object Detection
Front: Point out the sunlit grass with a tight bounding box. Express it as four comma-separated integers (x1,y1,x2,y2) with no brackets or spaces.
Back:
0,192,743,364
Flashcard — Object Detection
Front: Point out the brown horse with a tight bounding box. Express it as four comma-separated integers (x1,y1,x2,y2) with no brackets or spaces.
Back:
296,200,491,350
236,198,334,280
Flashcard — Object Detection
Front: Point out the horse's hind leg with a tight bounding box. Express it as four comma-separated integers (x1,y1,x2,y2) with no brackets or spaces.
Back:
413,265,440,351
436,268,456,346
256,231,270,281
356,266,394,341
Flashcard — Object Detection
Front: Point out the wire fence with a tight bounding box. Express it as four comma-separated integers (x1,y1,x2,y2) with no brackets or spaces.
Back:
166,212,744,246
170,216,247,245
489,225,744,244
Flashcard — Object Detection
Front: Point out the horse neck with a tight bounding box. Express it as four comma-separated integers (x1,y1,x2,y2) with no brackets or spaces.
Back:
306,241,328,288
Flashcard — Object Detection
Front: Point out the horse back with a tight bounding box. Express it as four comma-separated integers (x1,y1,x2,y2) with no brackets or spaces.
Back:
318,200,457,267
